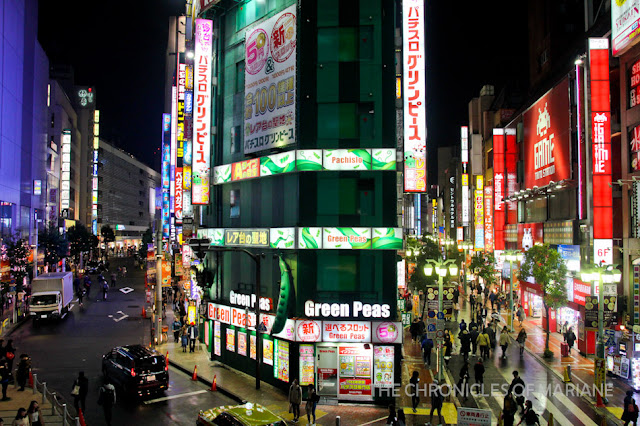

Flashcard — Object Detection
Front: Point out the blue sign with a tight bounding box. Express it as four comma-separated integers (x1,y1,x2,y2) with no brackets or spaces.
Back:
475,229,485,250
558,245,580,271
427,324,436,332
185,91,193,115
437,312,445,320
427,310,436,318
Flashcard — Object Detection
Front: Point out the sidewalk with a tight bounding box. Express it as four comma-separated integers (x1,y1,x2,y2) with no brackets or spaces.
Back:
160,308,391,425
0,379,62,425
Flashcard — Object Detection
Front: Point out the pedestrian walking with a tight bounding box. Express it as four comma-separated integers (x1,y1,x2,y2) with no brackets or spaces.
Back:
305,385,319,424
110,272,117,289
409,371,420,412
0,358,10,401
459,319,467,332
98,379,116,426
71,371,89,413
77,286,84,307
460,329,471,362
516,327,527,356
188,323,199,352
474,358,485,385
27,401,43,426
83,276,91,297
172,318,182,343
453,304,459,322
410,318,419,342
102,279,109,300
566,326,576,353
457,362,470,402
427,380,444,426
16,354,31,391
508,371,526,413
470,327,479,355
5,340,16,371
417,316,426,337
517,305,525,326
181,327,189,352
288,379,302,422
421,335,434,366
622,390,639,426
517,400,540,426
477,328,490,359
11,408,29,426
502,392,518,426
560,320,569,337
396,409,406,426
453,286,460,305
385,404,397,425
499,326,510,359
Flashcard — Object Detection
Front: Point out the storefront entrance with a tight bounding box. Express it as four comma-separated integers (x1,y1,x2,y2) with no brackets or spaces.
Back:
317,346,338,396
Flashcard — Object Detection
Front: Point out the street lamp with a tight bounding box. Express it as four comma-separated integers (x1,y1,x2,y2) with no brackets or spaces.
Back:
500,250,524,332
459,241,473,292
580,262,622,404
424,258,459,383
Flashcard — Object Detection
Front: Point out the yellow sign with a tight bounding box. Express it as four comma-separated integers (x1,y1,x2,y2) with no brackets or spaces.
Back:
475,175,483,190
595,357,606,393
187,305,196,325
224,229,269,247
161,260,171,287
462,174,469,186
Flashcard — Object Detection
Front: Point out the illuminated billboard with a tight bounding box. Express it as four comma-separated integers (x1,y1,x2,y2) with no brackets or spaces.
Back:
60,130,71,211
612,0,640,56
193,18,213,205
162,114,172,239
522,77,571,189
244,5,297,154
590,38,613,264
461,127,470,225
403,0,427,192
493,129,505,250
474,176,484,251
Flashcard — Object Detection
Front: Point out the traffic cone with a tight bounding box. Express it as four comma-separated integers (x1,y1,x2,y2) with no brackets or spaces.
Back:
142,307,146,318
28,371,33,388
596,390,605,407
192,365,198,381
563,366,571,383
548,413,554,426
210,374,217,392
78,408,87,426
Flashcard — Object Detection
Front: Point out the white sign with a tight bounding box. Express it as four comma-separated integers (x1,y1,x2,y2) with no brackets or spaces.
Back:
295,320,322,342
612,0,640,56
594,239,613,265
372,322,403,344
457,407,492,426
229,290,272,311
323,227,370,249
402,0,427,192
322,321,371,343
244,5,296,154
193,19,213,205
60,131,71,210
304,300,391,318
397,259,406,290
323,149,370,171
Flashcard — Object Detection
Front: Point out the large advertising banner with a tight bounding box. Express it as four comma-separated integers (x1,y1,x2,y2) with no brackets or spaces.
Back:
193,19,213,205
505,129,518,224
522,77,571,189
493,129,505,250
612,0,640,56
484,185,493,251
403,0,427,192
474,176,484,251
590,38,613,265
244,5,296,154
161,114,172,239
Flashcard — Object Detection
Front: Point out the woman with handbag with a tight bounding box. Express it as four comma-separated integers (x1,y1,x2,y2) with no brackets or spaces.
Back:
71,371,89,413
5,340,16,371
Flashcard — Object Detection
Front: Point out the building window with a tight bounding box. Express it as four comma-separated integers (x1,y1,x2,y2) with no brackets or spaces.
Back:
230,190,240,218
230,126,241,153
0,202,13,239
236,61,245,94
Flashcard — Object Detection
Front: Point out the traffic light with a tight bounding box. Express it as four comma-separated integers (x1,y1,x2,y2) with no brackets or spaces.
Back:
188,238,210,259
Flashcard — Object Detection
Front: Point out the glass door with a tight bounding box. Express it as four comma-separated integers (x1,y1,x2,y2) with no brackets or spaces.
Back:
316,346,338,397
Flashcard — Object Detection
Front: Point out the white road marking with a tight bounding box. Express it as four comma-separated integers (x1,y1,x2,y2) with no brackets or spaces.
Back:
554,392,598,426
119,287,134,294
532,392,573,426
143,389,208,404
356,416,389,426
113,311,129,322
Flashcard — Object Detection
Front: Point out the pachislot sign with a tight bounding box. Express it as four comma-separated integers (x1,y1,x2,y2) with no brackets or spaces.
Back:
244,5,296,154
403,0,427,192
522,77,571,189
322,321,372,343
193,19,213,205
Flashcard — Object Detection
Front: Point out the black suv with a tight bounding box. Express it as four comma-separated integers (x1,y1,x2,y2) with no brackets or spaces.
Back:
102,345,168,396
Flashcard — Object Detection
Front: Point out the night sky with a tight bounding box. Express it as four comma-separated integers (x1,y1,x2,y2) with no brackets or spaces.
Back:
37,1,528,174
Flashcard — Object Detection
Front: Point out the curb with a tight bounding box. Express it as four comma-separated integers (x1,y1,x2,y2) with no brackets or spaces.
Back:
167,359,244,404
1,315,31,337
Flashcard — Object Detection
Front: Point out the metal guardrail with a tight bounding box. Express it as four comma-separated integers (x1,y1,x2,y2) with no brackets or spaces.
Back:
28,372,80,426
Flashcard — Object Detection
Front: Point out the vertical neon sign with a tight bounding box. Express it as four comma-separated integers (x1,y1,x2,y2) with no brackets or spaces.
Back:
193,18,213,205
162,114,172,240
474,176,484,251
461,127,470,226
589,38,612,264
493,129,505,250
92,110,100,235
403,0,427,192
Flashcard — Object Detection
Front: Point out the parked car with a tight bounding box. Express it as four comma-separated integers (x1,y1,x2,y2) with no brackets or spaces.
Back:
197,403,285,426
102,345,168,396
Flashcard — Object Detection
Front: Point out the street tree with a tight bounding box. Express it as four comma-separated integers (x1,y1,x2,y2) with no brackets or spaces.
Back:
3,235,30,292
67,224,97,264
137,228,154,259
101,224,115,256
38,224,68,270
517,243,568,358
469,251,499,289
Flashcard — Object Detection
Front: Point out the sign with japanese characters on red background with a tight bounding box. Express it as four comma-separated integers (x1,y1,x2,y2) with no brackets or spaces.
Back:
522,77,571,189
244,5,296,154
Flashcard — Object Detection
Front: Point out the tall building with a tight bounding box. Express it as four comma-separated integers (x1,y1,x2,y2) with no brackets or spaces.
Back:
97,140,160,248
0,0,49,242
174,0,402,399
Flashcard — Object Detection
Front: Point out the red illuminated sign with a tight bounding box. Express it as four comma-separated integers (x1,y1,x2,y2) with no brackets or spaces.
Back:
629,58,640,108
522,78,571,189
231,158,260,181
506,129,518,224
494,129,505,250
589,38,613,264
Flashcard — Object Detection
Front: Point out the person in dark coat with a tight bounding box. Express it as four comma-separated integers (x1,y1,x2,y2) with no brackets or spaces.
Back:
4,340,16,371
417,316,426,337
508,371,526,413
474,358,485,386
16,355,31,391
72,371,89,413
410,318,419,342
0,357,9,400
421,336,434,366
565,327,577,353
409,371,420,412
457,362,470,402
470,327,479,355
460,329,471,361
622,390,638,426
188,323,199,353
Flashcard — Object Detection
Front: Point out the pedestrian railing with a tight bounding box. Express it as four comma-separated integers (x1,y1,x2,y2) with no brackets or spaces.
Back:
30,372,80,426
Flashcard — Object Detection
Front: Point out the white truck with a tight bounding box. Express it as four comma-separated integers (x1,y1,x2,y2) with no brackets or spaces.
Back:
29,272,74,321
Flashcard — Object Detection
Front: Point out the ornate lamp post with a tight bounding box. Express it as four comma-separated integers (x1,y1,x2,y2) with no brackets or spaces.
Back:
500,250,524,332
